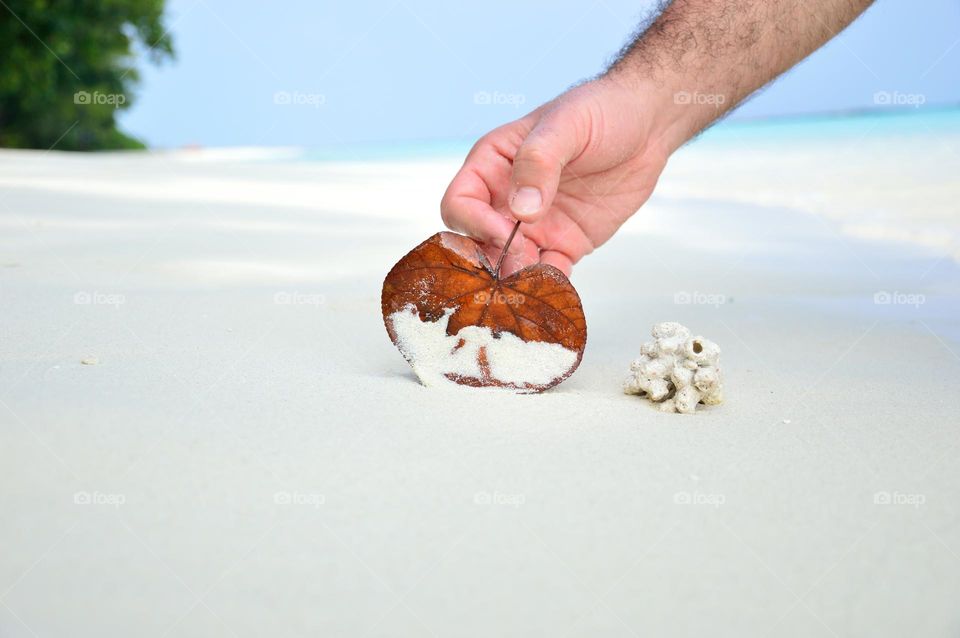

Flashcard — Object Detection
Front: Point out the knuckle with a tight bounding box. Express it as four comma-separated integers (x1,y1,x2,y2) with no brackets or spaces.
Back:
514,144,556,173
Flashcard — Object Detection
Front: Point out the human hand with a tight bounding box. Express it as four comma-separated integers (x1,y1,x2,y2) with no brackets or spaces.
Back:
440,77,675,276
441,0,874,277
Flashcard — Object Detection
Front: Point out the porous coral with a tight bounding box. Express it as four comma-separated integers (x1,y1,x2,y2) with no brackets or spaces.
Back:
623,322,723,414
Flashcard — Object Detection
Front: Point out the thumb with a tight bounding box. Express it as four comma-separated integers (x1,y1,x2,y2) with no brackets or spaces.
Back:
508,115,583,223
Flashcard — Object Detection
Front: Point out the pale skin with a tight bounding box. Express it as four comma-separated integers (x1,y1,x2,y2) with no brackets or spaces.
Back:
441,0,875,276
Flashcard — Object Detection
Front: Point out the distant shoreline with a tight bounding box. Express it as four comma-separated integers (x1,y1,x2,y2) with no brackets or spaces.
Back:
3,104,957,161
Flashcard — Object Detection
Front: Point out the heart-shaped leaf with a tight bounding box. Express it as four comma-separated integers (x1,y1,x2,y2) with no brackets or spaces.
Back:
381,229,587,392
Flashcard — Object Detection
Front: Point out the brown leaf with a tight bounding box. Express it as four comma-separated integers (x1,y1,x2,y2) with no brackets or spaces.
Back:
381,231,587,392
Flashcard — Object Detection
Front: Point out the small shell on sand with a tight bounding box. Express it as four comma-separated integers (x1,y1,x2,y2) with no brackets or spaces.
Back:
623,322,723,414
80,357,99,365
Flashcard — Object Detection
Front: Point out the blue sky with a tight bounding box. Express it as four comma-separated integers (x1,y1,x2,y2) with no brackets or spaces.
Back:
120,0,960,149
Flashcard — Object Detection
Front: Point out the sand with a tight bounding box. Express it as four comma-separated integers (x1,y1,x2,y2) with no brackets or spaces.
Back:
1,115,959,637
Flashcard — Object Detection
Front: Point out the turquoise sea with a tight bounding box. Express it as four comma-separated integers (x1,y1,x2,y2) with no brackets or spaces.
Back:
291,106,960,162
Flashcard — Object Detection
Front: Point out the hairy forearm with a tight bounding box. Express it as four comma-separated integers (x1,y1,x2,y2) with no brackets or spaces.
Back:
606,0,874,151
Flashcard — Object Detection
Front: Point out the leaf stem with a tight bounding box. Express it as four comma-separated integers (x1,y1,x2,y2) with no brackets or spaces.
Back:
494,221,521,280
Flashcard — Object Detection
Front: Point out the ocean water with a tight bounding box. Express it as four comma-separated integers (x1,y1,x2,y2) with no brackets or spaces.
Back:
291,106,960,162
694,105,960,145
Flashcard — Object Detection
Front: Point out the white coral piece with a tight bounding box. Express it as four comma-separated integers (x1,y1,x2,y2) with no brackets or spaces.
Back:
623,322,723,414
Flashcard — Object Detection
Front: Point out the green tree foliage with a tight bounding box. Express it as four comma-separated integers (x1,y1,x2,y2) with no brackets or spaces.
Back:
0,0,173,150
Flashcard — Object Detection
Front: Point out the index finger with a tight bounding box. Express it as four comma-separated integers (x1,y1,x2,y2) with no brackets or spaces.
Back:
440,165,538,273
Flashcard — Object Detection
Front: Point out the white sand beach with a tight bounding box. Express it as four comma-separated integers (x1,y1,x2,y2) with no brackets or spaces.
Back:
2,111,960,636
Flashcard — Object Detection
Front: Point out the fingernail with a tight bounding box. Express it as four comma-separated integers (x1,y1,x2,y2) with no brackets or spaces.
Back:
510,187,542,216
